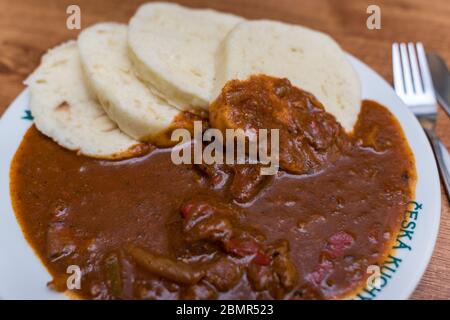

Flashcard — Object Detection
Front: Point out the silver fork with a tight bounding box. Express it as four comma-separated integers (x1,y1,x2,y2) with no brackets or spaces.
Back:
392,42,450,200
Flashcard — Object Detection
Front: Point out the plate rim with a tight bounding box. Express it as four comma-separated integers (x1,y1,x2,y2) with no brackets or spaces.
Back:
348,54,441,299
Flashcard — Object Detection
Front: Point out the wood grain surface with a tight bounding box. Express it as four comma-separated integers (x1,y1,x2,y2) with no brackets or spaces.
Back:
0,0,448,299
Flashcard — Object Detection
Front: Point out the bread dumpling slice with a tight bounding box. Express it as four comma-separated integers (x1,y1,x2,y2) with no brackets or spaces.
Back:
128,2,243,112
214,20,361,132
78,23,180,142
25,41,146,159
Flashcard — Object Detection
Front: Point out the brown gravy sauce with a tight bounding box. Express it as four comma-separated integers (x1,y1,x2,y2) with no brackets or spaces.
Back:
10,98,415,299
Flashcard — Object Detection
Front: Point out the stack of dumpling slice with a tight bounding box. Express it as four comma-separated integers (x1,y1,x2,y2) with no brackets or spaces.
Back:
25,2,360,159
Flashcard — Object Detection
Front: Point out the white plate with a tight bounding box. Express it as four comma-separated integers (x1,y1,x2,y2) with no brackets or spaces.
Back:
0,55,441,300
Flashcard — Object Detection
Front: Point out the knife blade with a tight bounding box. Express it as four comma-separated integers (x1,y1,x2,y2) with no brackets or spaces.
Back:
427,53,450,117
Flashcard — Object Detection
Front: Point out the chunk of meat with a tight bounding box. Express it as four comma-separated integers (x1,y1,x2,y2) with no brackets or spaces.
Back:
128,247,204,285
269,240,298,290
180,199,238,244
179,198,298,299
195,163,230,189
187,216,234,244
180,282,218,300
204,257,242,291
229,164,272,203
195,162,271,203
210,75,350,174
246,240,298,299
223,238,271,265
180,199,270,262
247,263,276,291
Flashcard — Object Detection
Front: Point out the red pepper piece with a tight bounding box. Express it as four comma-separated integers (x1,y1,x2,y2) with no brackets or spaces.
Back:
252,251,271,266
180,203,194,219
325,231,354,258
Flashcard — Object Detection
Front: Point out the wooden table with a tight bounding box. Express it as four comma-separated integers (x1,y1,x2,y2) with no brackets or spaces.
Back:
0,0,448,299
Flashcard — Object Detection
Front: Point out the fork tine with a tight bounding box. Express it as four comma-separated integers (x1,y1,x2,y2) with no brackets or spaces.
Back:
416,42,435,95
399,43,414,94
407,42,423,93
392,42,437,113
392,43,404,94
